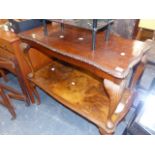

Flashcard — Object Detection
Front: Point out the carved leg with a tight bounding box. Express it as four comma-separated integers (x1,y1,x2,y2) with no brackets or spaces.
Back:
103,78,127,131
20,43,36,104
99,127,114,135
21,43,35,78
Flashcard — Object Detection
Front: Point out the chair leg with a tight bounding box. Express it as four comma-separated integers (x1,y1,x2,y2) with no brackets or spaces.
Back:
0,88,16,119
0,69,8,82
0,83,29,119
0,83,26,101
8,93,26,101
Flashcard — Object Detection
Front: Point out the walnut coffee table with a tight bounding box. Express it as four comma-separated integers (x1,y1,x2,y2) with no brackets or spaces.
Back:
18,23,150,134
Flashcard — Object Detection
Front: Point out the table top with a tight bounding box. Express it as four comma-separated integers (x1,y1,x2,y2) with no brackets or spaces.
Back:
18,24,150,79
49,19,113,31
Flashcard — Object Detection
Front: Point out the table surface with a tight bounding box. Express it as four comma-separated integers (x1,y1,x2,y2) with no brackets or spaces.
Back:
18,24,150,79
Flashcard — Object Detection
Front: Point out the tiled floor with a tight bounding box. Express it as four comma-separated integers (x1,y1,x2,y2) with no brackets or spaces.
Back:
0,65,154,135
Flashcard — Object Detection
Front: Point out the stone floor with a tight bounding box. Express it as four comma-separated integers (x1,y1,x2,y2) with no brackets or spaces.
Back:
0,63,154,135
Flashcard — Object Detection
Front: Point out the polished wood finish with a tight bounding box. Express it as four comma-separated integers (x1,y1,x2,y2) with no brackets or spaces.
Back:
0,28,52,104
0,40,28,118
18,24,150,134
28,60,134,134
0,29,31,106
19,24,150,80
0,28,36,118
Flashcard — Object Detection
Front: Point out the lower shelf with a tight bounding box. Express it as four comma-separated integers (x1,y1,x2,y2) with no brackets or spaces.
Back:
29,60,134,133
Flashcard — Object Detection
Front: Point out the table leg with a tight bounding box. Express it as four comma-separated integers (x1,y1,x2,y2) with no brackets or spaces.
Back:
103,78,127,132
22,43,35,78
20,43,40,104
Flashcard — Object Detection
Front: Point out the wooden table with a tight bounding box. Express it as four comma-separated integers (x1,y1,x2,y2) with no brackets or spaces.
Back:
18,23,150,134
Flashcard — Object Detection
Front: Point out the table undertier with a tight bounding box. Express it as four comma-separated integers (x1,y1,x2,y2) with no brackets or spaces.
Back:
29,60,133,129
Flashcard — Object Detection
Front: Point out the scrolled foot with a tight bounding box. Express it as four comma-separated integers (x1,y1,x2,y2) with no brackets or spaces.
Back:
99,127,114,135
99,120,115,135
106,120,115,129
